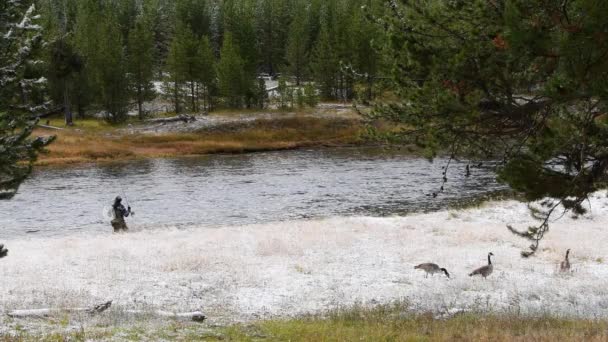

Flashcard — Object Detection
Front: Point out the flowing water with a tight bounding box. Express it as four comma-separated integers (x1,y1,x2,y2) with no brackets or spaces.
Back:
3,147,608,322
0,147,503,239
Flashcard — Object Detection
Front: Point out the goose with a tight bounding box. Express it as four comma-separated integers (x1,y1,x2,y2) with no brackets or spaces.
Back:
0,244,7,258
469,252,494,278
414,263,450,278
559,249,571,272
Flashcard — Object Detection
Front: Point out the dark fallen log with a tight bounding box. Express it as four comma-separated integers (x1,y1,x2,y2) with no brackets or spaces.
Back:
146,114,197,124
124,310,206,322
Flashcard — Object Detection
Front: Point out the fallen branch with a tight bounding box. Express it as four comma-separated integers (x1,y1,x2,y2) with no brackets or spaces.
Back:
7,301,205,323
146,114,196,124
124,310,206,322
36,124,65,130
8,301,112,319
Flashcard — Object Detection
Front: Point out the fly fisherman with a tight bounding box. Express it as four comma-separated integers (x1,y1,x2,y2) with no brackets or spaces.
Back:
111,196,132,233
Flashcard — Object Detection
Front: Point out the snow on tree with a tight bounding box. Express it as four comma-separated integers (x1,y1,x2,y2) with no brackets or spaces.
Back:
1,0,55,200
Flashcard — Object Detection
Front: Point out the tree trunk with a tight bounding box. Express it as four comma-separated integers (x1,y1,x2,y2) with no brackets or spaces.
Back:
137,86,144,120
366,75,374,104
202,85,207,112
174,81,180,114
77,97,85,119
63,79,73,126
190,80,196,113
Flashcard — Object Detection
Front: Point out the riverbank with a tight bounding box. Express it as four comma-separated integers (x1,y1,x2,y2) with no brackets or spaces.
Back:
34,107,376,166
1,192,607,337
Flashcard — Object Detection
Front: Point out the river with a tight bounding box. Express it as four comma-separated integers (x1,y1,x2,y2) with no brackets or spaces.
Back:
0,147,503,239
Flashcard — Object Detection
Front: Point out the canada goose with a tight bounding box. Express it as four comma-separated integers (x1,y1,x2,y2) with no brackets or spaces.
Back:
0,244,7,258
414,263,450,278
560,249,571,272
469,252,494,278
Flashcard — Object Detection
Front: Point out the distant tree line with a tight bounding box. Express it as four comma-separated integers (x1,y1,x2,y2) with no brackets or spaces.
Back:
40,0,388,124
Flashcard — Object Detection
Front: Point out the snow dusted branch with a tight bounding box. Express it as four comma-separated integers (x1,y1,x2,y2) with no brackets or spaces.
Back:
7,301,206,322
8,301,112,319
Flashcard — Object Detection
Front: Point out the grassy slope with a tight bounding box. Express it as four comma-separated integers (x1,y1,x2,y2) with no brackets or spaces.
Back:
35,115,364,166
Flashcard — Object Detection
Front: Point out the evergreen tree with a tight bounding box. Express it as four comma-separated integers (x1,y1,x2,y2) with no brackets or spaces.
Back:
75,0,129,123
47,38,82,125
42,0,82,125
166,25,215,113
0,1,55,199
351,1,384,104
276,77,289,109
95,13,130,123
127,15,156,119
255,0,291,76
379,0,608,256
295,87,305,109
286,1,308,85
197,36,216,112
142,0,173,78
225,1,258,107
165,34,184,113
217,33,247,108
175,0,211,38
255,77,269,109
311,21,339,99
303,83,318,108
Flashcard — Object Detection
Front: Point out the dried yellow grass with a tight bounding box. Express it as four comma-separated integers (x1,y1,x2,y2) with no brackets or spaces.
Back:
35,116,363,166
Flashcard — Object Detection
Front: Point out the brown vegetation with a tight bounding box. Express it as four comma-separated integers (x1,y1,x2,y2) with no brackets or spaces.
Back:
35,116,364,166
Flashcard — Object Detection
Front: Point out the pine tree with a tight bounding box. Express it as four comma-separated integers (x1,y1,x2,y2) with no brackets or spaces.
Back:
222,0,258,107
47,38,82,126
379,0,608,255
351,1,383,104
0,1,55,199
255,0,289,76
75,1,129,123
304,83,318,108
277,77,289,109
175,0,211,38
286,2,308,85
42,0,83,125
217,32,247,108
95,14,130,123
165,34,185,113
166,24,216,113
255,77,268,109
142,0,173,78
295,87,305,109
128,15,156,119
311,21,339,99
197,36,216,112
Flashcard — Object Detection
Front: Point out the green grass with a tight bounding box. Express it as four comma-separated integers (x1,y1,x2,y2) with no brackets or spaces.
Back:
3,304,607,341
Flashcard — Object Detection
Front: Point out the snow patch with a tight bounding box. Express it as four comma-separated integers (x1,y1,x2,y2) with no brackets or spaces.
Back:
1,193,607,322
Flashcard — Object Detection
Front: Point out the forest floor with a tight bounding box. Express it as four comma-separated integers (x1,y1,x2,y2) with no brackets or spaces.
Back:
34,104,392,166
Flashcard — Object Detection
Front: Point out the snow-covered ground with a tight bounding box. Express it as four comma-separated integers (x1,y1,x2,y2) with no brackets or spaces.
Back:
1,192,608,325
122,103,360,134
